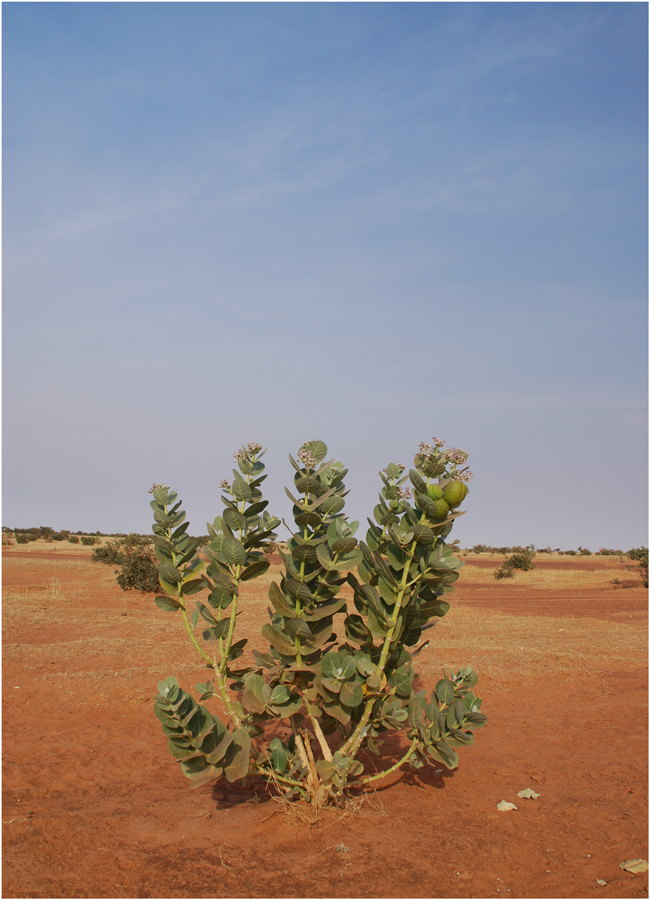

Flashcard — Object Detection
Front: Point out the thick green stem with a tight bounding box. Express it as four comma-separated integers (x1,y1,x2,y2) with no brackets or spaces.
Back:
255,765,305,789
378,538,418,669
218,578,240,676
350,738,419,787
341,539,419,760
181,608,242,727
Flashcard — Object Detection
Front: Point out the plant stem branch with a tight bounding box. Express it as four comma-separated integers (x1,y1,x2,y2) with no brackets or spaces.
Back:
351,738,418,787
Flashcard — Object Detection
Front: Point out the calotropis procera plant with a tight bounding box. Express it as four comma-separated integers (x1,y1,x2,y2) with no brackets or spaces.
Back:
151,438,487,808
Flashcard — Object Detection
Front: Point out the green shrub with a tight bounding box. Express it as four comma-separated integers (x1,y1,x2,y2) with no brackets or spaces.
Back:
15,534,29,544
52,533,65,541
149,438,485,809
68,535,80,544
494,547,535,579
494,560,515,579
80,536,98,546
627,547,648,588
93,533,160,592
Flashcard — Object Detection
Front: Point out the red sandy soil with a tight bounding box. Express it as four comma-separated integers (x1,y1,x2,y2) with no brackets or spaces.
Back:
2,545,648,899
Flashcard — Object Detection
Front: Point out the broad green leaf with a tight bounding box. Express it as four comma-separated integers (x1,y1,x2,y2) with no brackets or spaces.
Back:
223,508,247,533
231,476,253,501
155,596,182,612
340,681,364,708
268,582,296,617
202,620,230,641
331,537,358,554
330,548,362,571
356,655,374,677
340,656,357,680
157,560,182,584
240,560,270,581
284,617,312,641
271,746,287,773
271,693,304,717
435,679,456,706
187,764,223,789
245,500,268,518
316,542,334,570
294,511,323,529
222,537,247,567
180,578,205,596
315,759,335,782
302,597,347,621
319,496,345,516
284,578,313,604
378,575,398,605
196,601,217,625
270,684,290,705
261,623,297,655
294,475,322,494
224,729,251,782
321,651,343,679
153,508,173,527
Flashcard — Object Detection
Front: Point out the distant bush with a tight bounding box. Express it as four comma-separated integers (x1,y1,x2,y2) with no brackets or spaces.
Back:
15,534,29,544
52,533,65,541
494,547,536,580
92,534,159,593
578,547,591,556
68,535,80,544
80,536,98,546
627,547,648,588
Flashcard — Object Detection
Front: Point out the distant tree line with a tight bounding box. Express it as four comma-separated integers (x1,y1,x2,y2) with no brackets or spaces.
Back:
467,544,624,556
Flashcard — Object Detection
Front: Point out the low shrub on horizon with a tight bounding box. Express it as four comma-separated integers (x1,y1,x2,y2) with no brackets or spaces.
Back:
92,533,160,593
494,546,536,580
627,547,648,588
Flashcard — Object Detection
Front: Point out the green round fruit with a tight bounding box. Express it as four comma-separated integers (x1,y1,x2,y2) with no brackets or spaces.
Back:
426,483,444,501
429,498,449,520
443,481,468,508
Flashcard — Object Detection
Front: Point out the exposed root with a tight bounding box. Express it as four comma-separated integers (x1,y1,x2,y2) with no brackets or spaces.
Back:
263,765,385,834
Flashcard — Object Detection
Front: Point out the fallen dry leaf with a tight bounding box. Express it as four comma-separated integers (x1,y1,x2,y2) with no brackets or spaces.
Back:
595,879,607,886
517,788,540,799
619,859,648,874
496,800,517,812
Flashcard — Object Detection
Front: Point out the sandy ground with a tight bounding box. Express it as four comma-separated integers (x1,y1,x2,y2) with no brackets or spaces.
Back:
2,544,648,899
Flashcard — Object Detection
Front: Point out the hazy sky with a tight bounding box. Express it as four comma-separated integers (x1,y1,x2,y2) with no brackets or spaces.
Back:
3,2,647,549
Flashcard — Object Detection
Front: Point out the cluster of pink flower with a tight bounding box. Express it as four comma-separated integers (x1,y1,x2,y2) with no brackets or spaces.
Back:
297,441,319,470
219,478,231,490
417,438,473,483
233,442,262,462
149,482,170,493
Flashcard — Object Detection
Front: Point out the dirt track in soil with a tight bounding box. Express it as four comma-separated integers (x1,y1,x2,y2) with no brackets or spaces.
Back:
2,546,648,899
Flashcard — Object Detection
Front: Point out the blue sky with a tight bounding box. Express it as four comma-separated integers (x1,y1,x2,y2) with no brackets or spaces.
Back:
3,2,647,549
